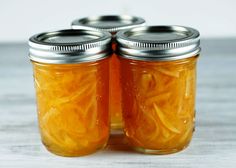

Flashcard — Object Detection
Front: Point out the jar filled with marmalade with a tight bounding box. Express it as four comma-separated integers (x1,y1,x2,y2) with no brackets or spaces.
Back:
72,15,145,130
29,29,112,156
116,26,200,154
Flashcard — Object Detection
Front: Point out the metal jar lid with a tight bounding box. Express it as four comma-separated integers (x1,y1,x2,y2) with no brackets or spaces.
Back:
116,25,201,61
71,15,145,34
29,29,112,64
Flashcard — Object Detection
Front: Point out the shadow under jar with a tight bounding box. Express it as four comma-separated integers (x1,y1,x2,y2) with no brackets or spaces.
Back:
28,29,112,156
116,26,201,154
72,15,145,130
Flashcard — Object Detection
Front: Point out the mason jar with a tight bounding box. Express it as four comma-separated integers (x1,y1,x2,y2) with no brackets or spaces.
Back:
29,29,112,156
116,26,200,154
72,15,145,130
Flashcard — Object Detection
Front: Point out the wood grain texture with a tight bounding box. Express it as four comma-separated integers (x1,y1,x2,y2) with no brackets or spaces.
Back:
0,39,236,168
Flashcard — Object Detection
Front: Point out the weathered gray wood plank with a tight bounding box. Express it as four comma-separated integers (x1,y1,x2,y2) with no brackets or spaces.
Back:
0,39,236,168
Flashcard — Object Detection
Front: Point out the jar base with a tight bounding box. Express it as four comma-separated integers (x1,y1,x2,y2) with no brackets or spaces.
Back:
43,142,108,157
132,143,190,155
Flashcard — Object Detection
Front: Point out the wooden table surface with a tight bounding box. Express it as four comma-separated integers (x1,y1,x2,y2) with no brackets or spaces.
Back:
0,39,236,168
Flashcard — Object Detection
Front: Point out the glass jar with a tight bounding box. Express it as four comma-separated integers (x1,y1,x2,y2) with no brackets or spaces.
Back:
28,29,112,156
72,15,145,130
116,26,201,154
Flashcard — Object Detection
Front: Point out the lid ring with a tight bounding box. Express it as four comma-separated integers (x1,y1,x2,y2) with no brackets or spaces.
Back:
29,29,112,64
116,25,200,61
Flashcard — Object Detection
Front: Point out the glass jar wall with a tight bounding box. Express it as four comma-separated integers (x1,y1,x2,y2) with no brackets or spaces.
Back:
72,15,145,129
119,56,198,154
32,60,109,156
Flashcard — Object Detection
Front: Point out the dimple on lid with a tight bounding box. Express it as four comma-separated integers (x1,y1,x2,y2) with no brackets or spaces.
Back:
116,25,201,61
71,15,146,33
29,29,112,64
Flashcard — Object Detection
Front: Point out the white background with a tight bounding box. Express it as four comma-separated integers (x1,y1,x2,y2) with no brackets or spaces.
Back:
0,0,236,42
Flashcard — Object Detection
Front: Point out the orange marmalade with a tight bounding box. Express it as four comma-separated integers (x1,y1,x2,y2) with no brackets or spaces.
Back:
29,29,112,156
109,43,123,129
116,26,200,154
